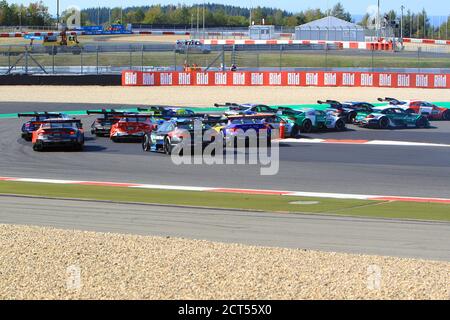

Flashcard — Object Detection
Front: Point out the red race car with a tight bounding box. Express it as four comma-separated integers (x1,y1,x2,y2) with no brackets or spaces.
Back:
378,98,450,120
110,114,156,142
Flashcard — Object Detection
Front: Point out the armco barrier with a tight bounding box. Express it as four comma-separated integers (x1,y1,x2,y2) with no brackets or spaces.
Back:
122,71,450,89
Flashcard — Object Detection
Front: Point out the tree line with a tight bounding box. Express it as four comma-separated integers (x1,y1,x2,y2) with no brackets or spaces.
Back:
81,3,352,28
0,0,51,26
0,1,448,39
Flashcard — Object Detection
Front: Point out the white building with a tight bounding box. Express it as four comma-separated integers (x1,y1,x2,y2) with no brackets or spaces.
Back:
295,16,365,42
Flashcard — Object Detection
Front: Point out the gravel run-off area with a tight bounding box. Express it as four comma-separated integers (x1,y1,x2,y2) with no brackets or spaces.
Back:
0,86,449,107
0,224,448,300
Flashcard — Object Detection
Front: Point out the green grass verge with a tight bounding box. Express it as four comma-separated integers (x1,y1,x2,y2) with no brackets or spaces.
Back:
0,181,449,221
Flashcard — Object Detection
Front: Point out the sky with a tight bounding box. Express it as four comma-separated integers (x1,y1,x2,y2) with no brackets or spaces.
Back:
8,0,450,16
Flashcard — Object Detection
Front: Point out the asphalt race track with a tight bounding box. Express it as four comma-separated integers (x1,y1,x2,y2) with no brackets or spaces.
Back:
1,195,449,260
1,102,450,198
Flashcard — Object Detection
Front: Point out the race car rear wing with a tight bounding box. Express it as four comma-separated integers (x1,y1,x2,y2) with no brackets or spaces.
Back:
86,109,131,118
41,119,82,124
18,112,63,118
377,97,403,105
317,100,342,107
226,113,276,119
214,103,240,108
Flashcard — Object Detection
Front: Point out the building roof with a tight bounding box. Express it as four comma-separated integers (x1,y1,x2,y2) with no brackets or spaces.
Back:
297,16,363,29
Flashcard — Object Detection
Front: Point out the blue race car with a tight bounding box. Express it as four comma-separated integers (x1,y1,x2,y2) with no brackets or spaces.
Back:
220,114,273,148
18,112,70,141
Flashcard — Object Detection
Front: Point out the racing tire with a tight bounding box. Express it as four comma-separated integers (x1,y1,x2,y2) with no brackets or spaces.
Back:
290,125,300,138
301,120,313,133
74,143,84,151
443,110,450,121
23,136,32,142
32,142,44,152
142,134,151,152
415,117,428,128
335,119,346,131
378,117,389,129
347,112,357,124
164,137,173,155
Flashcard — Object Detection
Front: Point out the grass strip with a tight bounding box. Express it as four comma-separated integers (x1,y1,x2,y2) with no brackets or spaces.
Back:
0,181,449,221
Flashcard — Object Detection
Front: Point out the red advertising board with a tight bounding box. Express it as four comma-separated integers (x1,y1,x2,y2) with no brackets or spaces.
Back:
122,71,450,89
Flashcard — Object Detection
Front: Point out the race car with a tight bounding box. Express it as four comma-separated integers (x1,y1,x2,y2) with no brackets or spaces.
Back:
276,108,346,135
355,106,430,129
18,112,70,141
137,106,197,120
214,103,278,116
378,97,450,120
86,109,128,137
317,100,366,123
142,119,214,154
110,114,156,142
31,118,84,151
220,114,272,148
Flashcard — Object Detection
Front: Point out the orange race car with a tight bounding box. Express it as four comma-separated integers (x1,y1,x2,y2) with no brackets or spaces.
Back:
110,114,157,142
32,118,84,151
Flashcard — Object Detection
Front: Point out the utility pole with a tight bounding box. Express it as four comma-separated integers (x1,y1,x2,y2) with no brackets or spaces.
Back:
400,5,404,39
196,6,199,35
56,0,60,30
202,2,205,39
377,0,380,39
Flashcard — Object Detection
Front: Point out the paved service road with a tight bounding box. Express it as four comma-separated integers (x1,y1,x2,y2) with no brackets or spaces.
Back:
1,195,449,261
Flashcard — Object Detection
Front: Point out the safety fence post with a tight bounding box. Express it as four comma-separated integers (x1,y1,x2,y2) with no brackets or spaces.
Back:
96,45,99,74
52,46,55,74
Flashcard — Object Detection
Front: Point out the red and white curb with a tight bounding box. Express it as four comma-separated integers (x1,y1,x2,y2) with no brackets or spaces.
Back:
200,39,392,50
281,138,450,147
1,176,449,204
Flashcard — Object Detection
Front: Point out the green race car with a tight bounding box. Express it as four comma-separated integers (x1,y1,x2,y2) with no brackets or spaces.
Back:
275,107,346,135
355,106,430,129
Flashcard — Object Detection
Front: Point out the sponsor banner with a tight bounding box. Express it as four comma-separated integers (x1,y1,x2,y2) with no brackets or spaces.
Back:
122,71,450,89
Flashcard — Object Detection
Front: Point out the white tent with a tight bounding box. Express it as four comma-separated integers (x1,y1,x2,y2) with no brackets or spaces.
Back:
295,16,365,41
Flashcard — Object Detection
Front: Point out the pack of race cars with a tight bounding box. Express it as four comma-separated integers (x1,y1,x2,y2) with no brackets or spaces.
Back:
17,98,448,152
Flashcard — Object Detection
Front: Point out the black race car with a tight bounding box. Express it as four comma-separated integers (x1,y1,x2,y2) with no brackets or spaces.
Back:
86,109,128,137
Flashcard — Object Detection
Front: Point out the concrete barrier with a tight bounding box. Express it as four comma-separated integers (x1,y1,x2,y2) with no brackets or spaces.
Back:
0,74,121,85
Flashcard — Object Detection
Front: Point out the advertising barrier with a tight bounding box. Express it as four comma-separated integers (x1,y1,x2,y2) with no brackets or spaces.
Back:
122,71,450,89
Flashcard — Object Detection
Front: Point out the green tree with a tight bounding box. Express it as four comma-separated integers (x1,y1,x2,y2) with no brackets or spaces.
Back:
330,2,351,21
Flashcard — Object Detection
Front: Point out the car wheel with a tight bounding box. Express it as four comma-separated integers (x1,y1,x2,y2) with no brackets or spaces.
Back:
23,136,32,142
164,137,172,155
443,110,450,121
302,120,313,133
348,112,357,123
142,134,151,152
32,142,43,152
415,117,428,128
290,125,300,138
378,117,389,129
335,119,346,131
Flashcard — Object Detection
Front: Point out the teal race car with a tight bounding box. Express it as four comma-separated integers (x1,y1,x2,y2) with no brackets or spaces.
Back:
355,106,430,129
275,107,346,135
